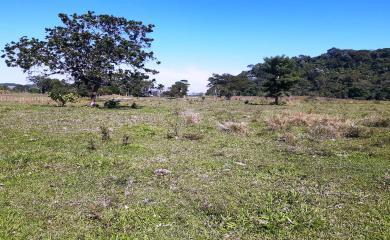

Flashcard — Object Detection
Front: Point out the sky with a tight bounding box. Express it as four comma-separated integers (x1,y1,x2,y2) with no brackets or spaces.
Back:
0,0,389,92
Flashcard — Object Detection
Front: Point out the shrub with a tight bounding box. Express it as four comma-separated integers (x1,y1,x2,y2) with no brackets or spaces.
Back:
49,91,77,106
104,99,120,108
225,92,233,100
130,102,138,109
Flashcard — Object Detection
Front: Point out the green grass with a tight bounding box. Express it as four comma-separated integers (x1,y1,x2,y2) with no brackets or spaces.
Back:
0,97,389,239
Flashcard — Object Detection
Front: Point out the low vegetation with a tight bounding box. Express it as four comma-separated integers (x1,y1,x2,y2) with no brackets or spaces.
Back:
0,95,389,239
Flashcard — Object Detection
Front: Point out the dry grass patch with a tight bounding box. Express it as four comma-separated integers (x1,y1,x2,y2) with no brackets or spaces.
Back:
361,116,390,128
267,112,362,139
217,121,248,134
181,110,201,125
182,133,204,141
278,132,298,145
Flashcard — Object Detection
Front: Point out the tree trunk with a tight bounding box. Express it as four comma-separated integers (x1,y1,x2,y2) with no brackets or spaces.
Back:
274,96,279,105
90,92,97,106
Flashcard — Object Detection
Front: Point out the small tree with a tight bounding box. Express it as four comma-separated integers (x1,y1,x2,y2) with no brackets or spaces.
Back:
2,11,159,106
49,88,77,106
252,56,299,104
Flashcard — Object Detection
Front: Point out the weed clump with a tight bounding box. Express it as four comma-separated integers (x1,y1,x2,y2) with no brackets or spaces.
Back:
100,126,110,141
122,134,130,145
166,109,183,139
217,121,248,134
87,139,97,151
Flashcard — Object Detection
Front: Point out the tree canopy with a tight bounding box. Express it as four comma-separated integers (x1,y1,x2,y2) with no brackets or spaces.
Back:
1,11,159,104
206,73,256,99
250,56,299,104
163,80,189,97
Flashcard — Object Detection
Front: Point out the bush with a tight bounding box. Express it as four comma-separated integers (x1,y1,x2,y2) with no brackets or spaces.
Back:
104,99,120,108
130,102,139,109
225,92,233,100
48,90,77,106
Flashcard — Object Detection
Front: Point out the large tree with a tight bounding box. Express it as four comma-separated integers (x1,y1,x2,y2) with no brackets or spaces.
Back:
206,73,255,98
164,80,189,97
251,56,299,104
1,11,159,105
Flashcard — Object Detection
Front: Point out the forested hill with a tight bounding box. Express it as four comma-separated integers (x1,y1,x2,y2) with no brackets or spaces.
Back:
292,48,390,99
207,48,390,100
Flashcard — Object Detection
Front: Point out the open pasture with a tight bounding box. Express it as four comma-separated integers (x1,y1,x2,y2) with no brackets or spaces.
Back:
0,95,389,239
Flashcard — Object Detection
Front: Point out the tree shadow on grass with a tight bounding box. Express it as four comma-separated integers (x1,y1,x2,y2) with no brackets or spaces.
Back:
98,105,145,110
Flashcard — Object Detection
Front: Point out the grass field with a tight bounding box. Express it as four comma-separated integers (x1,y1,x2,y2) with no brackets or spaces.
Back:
0,95,389,239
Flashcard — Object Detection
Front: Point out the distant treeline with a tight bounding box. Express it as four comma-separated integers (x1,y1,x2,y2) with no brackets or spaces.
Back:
0,78,188,98
0,83,37,93
0,78,158,97
2,48,389,100
206,48,390,100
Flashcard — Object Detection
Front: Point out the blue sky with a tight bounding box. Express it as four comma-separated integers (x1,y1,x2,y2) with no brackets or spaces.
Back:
0,0,389,92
